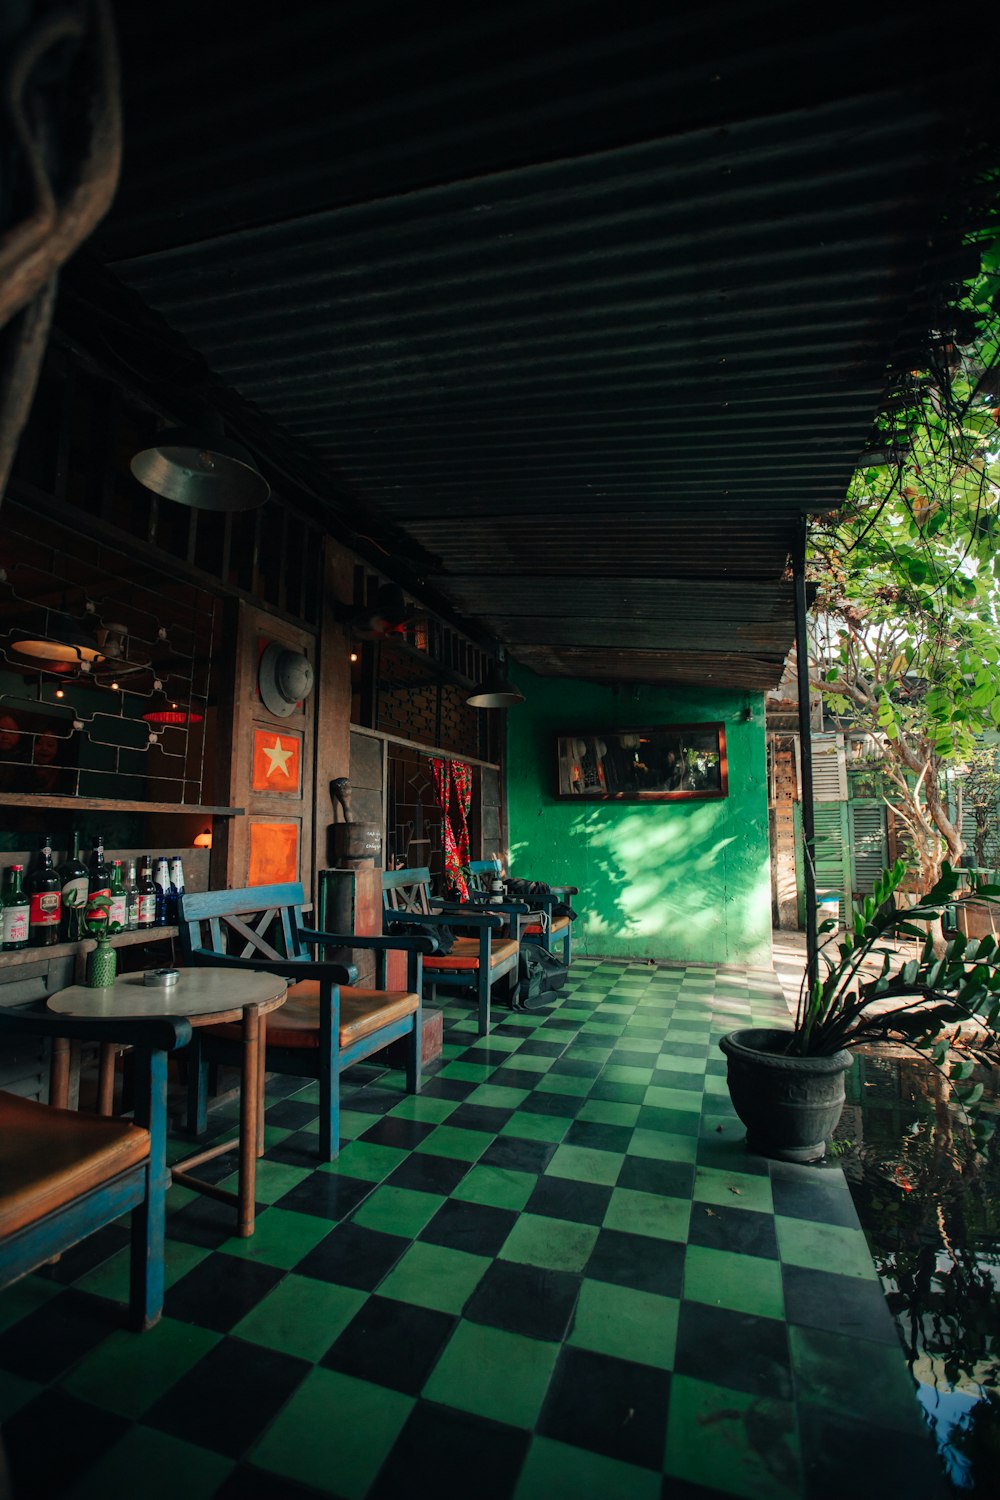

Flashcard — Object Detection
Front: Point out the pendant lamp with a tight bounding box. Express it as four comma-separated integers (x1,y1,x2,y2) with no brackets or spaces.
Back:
131,412,269,512
467,658,524,709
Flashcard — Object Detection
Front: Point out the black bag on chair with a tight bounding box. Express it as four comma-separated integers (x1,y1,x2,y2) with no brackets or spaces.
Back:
514,944,570,1009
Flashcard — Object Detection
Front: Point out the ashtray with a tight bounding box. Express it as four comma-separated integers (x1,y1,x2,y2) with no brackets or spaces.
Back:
143,968,180,988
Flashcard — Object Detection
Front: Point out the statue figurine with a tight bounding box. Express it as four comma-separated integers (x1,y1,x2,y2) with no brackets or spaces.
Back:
330,777,354,824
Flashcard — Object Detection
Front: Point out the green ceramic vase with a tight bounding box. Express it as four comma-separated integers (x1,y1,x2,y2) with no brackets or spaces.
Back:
86,938,118,988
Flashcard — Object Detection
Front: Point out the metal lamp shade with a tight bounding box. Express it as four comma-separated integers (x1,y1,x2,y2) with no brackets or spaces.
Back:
13,614,103,666
467,664,525,708
130,427,270,512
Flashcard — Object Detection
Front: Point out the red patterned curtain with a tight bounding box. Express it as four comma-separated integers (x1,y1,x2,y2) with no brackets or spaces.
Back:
430,757,472,899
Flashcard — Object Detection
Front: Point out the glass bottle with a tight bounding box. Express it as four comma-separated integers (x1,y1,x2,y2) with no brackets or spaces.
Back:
153,856,170,927
108,859,128,931
26,834,62,946
58,831,89,943
86,833,112,932
167,855,185,925
136,857,157,929
1,865,31,951
124,858,140,931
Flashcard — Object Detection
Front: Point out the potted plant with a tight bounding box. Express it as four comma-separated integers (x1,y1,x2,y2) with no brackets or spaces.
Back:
83,897,122,988
720,860,1000,1162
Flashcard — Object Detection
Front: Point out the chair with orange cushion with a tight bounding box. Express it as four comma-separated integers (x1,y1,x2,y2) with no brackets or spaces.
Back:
0,1008,191,1331
382,866,520,1035
178,882,435,1160
464,859,578,968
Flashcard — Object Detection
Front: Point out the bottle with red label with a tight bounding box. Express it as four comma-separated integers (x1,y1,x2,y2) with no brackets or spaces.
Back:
1,865,31,951
86,833,112,932
26,835,62,946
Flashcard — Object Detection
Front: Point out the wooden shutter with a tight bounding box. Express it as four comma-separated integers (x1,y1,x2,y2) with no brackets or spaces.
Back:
850,802,888,895
811,733,848,802
813,801,851,921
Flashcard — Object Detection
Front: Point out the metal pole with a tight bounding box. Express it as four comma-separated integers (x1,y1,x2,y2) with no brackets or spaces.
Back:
793,519,818,993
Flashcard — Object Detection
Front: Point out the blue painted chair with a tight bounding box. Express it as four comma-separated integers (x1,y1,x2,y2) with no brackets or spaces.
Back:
178,882,436,1160
382,866,519,1035
0,1008,191,1331
465,859,578,967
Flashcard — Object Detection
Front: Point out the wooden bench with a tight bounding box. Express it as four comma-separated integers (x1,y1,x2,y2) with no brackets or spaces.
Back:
0,1008,191,1331
178,882,436,1159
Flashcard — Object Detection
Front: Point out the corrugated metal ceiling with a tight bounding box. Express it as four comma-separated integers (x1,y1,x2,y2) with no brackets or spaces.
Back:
83,0,997,690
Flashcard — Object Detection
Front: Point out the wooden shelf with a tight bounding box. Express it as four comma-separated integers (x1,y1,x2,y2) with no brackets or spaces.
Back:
0,927,178,969
0,796,243,815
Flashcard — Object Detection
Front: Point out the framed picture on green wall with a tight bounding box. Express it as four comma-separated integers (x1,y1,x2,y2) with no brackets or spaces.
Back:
555,724,728,801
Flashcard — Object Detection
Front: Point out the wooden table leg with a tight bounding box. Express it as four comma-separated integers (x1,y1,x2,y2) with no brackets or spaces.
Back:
49,1036,70,1109
256,1013,268,1158
97,1042,118,1115
238,1004,259,1237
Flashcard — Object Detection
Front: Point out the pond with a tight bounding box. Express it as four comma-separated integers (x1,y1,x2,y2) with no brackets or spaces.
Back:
833,1047,1000,1494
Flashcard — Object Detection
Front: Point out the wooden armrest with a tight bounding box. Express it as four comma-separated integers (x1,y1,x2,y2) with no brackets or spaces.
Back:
186,949,359,986
394,909,502,931
299,927,439,955
0,1006,192,1053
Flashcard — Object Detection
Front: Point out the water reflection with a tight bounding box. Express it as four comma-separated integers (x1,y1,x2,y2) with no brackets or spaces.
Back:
835,1047,1000,1493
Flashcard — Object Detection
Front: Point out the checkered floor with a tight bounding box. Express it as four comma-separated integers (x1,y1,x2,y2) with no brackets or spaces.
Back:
0,961,943,1500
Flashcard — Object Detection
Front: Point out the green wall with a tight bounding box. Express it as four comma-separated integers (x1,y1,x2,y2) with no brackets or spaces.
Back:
505,669,771,966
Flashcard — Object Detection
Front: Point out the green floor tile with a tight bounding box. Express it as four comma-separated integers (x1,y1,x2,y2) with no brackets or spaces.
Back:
220,1206,334,1269
423,1320,559,1429
515,1436,661,1500
414,1124,491,1161
539,1072,594,1097
663,1374,801,1500
499,1212,598,1272
451,1163,537,1211
602,1063,655,1085
603,1187,690,1243
65,1427,232,1500
683,1244,784,1319
233,1275,366,1362
626,1127,697,1163
251,1366,412,1498
351,1184,445,1237
74,1236,210,1303
60,1319,219,1419
217,1158,310,1204
0,1369,40,1422
635,1105,700,1136
439,1060,497,1082
323,1139,409,1181
499,1111,569,1144
576,1099,640,1126
654,1052,708,1074
389,1093,459,1124
774,1215,879,1280
643,1084,703,1113
378,1240,491,1312
693,1165,774,1214
568,1278,678,1369
465,1083,532,1109
505,1053,556,1073
546,1142,624,1187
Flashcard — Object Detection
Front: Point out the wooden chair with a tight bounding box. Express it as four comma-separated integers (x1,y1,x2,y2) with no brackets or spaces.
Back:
382,866,519,1035
465,859,578,967
178,882,436,1160
0,1008,191,1331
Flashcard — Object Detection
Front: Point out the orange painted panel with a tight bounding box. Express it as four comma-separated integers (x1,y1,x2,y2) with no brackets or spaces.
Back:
248,821,299,885
252,728,302,793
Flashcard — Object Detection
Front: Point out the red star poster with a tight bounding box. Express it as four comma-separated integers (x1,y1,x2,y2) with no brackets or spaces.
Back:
252,728,301,794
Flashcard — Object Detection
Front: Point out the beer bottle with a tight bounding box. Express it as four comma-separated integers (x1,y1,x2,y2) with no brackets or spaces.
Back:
26,834,61,946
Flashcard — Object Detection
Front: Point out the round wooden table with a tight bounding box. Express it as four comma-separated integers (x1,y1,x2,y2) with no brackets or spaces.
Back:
48,967,288,1237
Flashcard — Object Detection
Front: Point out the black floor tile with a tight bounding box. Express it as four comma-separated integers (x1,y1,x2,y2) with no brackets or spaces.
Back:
519,1090,585,1119
651,1069,704,1091
321,1295,455,1393
273,1171,375,1222
464,1259,581,1342
524,1175,613,1227
420,1198,518,1257
446,1103,515,1134
165,1252,285,1333
370,1402,531,1500
5,1386,129,1496
799,1405,947,1500
687,1201,779,1258
418,1077,478,1102
617,1155,695,1198
385,1153,471,1196
265,1098,319,1131
538,1345,671,1469
215,1464,332,1500
165,1194,249,1250
294,1223,408,1290
588,1081,647,1105
770,1163,864,1228
264,1130,329,1168
33,1221,131,1286
674,1301,792,1400
146,1336,309,1458
565,1119,635,1153
781,1263,901,1344
585,1228,685,1299
610,1049,661,1069
346,1085,406,1116
548,1057,605,1078
480,1137,557,1174
0,1288,119,1381
359,1115,438,1150
488,1067,546,1091
638,1106,700,1137
514,1039,569,1058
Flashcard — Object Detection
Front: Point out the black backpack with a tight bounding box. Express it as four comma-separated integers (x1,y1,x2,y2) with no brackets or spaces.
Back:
514,944,570,1010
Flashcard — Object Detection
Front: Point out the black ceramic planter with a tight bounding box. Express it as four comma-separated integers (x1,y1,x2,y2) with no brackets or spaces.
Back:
719,1028,854,1164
